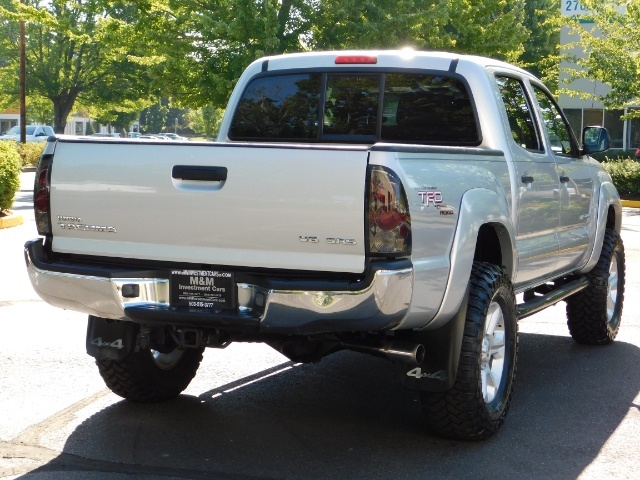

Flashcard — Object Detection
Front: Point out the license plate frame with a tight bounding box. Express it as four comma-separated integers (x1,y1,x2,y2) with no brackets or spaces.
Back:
170,269,235,310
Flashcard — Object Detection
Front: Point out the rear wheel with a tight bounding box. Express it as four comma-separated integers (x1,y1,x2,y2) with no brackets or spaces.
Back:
420,262,518,440
96,342,204,403
566,228,625,344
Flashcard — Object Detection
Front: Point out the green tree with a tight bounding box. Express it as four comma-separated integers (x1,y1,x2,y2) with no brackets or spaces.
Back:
0,0,155,133
92,108,140,134
443,0,530,62
561,0,640,110
186,105,225,137
141,100,168,134
152,0,532,109
519,0,561,89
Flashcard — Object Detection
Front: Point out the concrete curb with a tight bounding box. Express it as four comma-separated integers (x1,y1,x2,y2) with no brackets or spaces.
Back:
0,212,24,229
621,200,640,208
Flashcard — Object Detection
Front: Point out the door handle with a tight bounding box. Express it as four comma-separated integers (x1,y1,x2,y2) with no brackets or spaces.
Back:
521,175,534,184
172,166,228,182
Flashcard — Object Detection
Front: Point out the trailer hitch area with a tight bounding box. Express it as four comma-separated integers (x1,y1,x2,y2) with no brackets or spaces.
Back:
174,328,204,349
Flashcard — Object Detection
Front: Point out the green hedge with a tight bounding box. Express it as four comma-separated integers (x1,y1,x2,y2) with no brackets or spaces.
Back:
602,158,640,198
17,142,46,167
0,141,22,212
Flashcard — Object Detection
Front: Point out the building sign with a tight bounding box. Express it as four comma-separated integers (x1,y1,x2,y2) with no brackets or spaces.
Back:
562,1,590,16
562,1,626,17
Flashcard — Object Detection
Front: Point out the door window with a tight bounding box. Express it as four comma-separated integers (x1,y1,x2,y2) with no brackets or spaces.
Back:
496,76,542,152
533,86,576,157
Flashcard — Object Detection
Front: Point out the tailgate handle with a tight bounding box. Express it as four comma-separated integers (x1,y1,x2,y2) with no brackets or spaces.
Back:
172,166,227,182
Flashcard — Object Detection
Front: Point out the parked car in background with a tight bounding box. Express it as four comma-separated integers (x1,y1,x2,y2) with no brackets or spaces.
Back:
91,132,121,138
0,125,54,142
157,133,188,141
138,134,168,140
128,132,141,139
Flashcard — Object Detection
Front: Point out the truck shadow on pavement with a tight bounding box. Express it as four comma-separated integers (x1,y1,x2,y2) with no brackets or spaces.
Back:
17,332,640,480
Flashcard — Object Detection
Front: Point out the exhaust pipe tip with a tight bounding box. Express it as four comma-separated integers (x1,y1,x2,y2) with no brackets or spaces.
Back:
342,338,425,366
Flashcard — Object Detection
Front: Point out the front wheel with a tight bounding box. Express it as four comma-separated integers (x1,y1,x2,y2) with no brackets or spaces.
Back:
566,228,625,344
96,343,204,403
420,262,518,440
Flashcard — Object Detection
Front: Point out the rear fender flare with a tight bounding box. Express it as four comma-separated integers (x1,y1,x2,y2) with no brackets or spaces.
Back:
423,187,514,331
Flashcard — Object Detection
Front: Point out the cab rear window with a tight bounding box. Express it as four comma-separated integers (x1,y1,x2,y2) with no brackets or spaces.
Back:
229,72,480,145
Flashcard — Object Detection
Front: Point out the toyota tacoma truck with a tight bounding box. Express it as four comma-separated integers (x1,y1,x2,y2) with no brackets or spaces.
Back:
25,50,625,440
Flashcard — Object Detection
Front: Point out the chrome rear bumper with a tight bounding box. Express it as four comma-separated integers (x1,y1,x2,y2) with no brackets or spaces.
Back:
25,239,412,334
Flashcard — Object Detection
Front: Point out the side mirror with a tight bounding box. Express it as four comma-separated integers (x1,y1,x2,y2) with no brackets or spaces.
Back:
582,126,610,154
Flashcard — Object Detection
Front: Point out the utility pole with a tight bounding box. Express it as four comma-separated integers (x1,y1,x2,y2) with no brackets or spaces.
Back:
19,0,26,143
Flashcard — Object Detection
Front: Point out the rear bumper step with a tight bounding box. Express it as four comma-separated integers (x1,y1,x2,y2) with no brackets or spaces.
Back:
25,238,413,335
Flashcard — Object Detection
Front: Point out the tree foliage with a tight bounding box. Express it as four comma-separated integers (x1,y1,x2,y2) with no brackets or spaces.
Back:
521,0,561,85
141,0,534,108
0,0,561,131
562,0,640,110
0,0,156,132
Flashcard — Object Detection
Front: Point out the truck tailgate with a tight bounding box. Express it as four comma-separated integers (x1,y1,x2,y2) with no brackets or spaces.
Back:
49,140,369,273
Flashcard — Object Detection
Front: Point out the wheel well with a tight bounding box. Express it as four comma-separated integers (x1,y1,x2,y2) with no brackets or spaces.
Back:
606,205,617,231
474,223,513,278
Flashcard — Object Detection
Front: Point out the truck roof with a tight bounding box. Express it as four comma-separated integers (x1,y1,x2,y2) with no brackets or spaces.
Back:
254,49,534,79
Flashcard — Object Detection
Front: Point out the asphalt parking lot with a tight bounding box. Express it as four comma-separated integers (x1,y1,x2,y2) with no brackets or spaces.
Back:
1,172,638,479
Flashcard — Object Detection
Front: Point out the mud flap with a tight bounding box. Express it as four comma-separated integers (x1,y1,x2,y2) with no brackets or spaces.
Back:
86,316,138,361
400,287,469,392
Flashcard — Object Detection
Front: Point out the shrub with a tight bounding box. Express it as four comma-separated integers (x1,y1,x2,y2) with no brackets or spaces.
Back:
602,158,640,198
17,142,45,167
0,141,22,212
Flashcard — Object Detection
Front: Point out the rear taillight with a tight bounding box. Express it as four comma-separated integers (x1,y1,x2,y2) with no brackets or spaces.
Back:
367,166,411,256
34,153,53,236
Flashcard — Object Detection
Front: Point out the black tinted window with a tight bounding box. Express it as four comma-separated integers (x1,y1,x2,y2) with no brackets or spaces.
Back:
381,74,479,144
324,75,379,138
229,71,479,145
230,74,321,140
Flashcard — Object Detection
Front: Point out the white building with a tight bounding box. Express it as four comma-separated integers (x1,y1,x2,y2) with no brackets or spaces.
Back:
558,1,634,152
0,109,19,134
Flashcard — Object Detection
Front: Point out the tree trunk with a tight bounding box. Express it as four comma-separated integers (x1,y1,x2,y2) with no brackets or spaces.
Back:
276,0,293,53
52,90,80,134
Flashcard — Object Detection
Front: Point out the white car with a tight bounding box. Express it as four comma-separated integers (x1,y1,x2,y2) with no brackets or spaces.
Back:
157,133,188,141
0,125,54,142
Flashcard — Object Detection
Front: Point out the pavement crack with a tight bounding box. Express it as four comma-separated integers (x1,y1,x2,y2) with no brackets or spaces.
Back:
0,441,282,480
12,389,112,446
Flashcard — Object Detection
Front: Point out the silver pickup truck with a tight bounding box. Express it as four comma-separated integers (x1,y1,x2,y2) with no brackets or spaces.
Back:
25,50,625,440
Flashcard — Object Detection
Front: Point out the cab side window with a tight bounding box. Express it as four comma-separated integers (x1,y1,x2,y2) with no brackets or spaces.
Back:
496,76,542,152
533,86,575,157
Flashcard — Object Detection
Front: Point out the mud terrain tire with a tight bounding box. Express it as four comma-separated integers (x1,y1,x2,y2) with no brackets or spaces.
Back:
420,262,518,440
566,228,625,345
96,345,204,403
